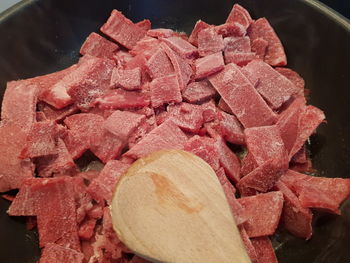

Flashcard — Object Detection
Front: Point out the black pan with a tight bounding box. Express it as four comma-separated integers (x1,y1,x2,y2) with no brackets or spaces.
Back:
0,0,350,262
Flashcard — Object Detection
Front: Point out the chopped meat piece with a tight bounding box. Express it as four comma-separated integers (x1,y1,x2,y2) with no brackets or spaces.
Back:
289,105,325,158
146,48,174,79
215,139,241,183
36,138,77,177
238,191,284,237
242,60,300,109
104,110,146,141
194,52,224,80
39,243,84,263
80,32,119,58
136,19,151,31
216,110,245,145
215,22,246,38
209,63,277,128
130,37,160,59
224,52,256,66
110,67,142,90
182,80,217,103
95,89,150,110
125,120,188,159
150,74,182,108
275,180,313,239
276,97,306,154
20,121,59,158
291,145,308,164
161,36,198,58
251,38,268,60
275,67,305,93
161,42,193,90
128,114,157,148
37,102,78,122
188,20,211,46
78,218,96,240
251,237,278,263
124,54,150,83
248,18,287,66
147,28,175,38
87,160,130,204
226,4,253,30
218,98,233,114
167,103,204,133
244,125,287,166
184,135,220,171
224,36,251,53
197,27,224,57
65,56,115,110
0,125,34,192
237,156,288,193
62,129,89,160
1,80,38,131
113,50,134,66
239,226,258,262
100,10,146,49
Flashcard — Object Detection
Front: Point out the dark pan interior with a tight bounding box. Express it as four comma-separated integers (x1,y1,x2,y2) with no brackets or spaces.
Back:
0,0,350,262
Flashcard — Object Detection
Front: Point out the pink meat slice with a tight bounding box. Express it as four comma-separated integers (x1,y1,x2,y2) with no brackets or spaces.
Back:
80,32,119,58
130,37,160,59
188,20,211,46
124,54,150,84
215,22,246,38
161,36,198,58
62,129,89,160
289,105,325,158
100,10,146,49
184,135,220,171
161,42,193,91
136,19,152,31
146,48,175,79
208,63,277,128
215,110,245,145
37,102,78,122
224,52,256,66
1,80,38,131
275,67,305,93
113,50,134,66
20,121,59,159
224,36,251,53
226,4,253,30
275,180,313,239
65,56,115,110
182,80,217,103
215,139,241,183
291,145,308,164
248,18,287,66
197,27,224,57
125,120,188,159
167,103,205,133
110,67,142,90
250,237,278,263
237,156,288,193
0,125,34,192
104,110,146,141
242,60,300,109
244,125,287,166
240,152,258,177
39,243,84,263
238,191,284,237
251,38,268,60
147,28,175,38
194,52,224,80
36,138,77,178
276,97,306,154
239,226,258,262
87,160,130,204
149,74,182,108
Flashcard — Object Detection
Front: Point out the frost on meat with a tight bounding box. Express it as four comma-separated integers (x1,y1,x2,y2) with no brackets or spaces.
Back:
80,32,119,58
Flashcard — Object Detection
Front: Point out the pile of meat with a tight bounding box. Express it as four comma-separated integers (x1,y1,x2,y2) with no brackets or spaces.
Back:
1,3,349,263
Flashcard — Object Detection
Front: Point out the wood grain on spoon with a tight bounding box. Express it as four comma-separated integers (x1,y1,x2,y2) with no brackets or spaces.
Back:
111,149,251,263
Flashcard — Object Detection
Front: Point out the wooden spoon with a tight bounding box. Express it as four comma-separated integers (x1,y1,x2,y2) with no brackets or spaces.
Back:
111,149,251,263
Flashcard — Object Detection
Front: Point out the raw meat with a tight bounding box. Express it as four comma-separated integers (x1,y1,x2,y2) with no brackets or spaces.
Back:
40,243,84,263
149,74,182,108
100,10,147,49
226,4,253,30
182,80,217,103
251,237,278,263
188,20,211,46
194,52,224,79
161,36,198,58
197,27,224,57
80,32,119,58
209,63,277,128
110,67,142,90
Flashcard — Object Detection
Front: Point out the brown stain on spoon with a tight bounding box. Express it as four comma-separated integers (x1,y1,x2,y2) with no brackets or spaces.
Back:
150,172,203,214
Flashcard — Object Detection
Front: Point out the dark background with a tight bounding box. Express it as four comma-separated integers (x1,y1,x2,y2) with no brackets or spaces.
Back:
320,0,350,19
